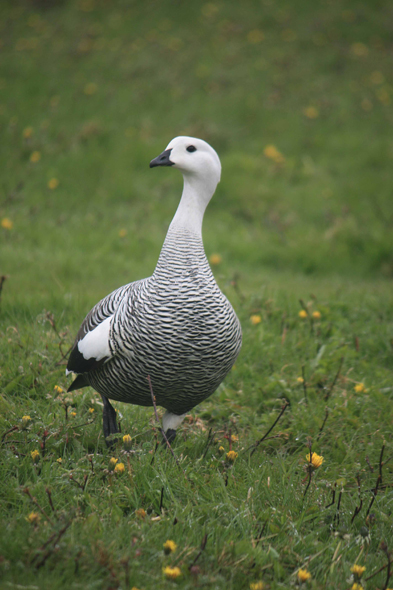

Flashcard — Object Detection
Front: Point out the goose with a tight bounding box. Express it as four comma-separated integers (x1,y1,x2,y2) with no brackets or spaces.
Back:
66,136,242,444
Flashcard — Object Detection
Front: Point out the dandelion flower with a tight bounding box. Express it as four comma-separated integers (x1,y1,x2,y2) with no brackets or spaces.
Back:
23,126,33,138
27,511,40,524
354,383,366,393
163,566,181,580
163,539,177,554
88,407,95,413
312,311,321,320
114,462,125,474
231,434,238,442
218,445,225,453
21,415,31,429
226,450,238,462
209,253,222,265
297,568,311,583
299,310,308,319
304,106,319,119
109,457,118,470
351,584,363,590
263,144,285,164
54,385,63,394
30,150,41,163
306,452,324,468
136,508,146,519
119,228,127,238
31,449,40,463
123,434,132,449
351,565,366,578
70,411,77,418
297,377,304,383
250,583,265,590
250,314,261,325
48,178,59,190
1,218,13,230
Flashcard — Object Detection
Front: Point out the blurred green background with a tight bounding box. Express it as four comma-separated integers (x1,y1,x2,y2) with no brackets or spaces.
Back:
0,0,392,312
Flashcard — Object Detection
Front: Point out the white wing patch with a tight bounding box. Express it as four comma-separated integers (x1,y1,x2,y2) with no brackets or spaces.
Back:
77,315,113,361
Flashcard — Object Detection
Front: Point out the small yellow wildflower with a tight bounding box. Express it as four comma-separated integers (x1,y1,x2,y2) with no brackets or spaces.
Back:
48,178,59,190
136,508,146,519
304,106,319,119
351,584,363,590
23,126,33,138
247,30,264,44
297,568,311,583
70,411,77,418
297,377,304,383
209,253,222,265
312,311,321,320
250,583,265,590
263,144,285,164
1,218,13,230
226,450,238,462
30,150,41,163
27,512,40,524
54,385,63,394
299,310,308,319
88,407,95,413
306,452,324,468
163,566,181,580
354,383,366,393
218,445,225,453
84,82,98,95
21,415,31,429
119,228,127,238
108,457,118,470
56,457,62,463
351,565,366,578
250,314,261,325
163,539,177,554
231,434,238,442
123,434,132,449
114,462,125,474
31,449,40,463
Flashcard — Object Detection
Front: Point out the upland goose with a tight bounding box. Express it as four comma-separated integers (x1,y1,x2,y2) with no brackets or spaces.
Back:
66,137,242,443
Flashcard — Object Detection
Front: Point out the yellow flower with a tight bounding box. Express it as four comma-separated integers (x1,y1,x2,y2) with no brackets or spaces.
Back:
31,449,40,463
250,583,265,590
70,411,77,418
303,106,319,119
123,434,132,449
351,584,363,590
114,462,125,474
27,512,40,524
48,178,59,190
231,434,238,442
306,452,324,468
263,144,285,164
226,450,238,462
21,415,31,429
312,311,321,320
136,508,146,519
54,385,63,394
218,445,225,453
88,407,95,413
119,228,127,238
299,310,308,319
109,457,118,470
163,539,177,554
1,218,13,230
23,126,33,138
297,568,311,583
163,566,181,580
56,457,62,463
250,314,261,325
30,150,41,163
297,377,304,383
354,383,366,393
351,565,366,578
209,253,222,265
84,82,97,95
247,30,264,44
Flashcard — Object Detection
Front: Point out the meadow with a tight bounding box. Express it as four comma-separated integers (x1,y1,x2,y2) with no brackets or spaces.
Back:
0,0,393,588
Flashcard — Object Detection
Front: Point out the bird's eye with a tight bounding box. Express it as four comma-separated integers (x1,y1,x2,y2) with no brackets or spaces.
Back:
186,145,197,153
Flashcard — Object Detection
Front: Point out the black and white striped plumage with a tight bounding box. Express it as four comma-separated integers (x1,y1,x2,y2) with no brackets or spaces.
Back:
67,137,242,440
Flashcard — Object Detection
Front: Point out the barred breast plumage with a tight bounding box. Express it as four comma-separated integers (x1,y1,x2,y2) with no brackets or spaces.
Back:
67,136,242,443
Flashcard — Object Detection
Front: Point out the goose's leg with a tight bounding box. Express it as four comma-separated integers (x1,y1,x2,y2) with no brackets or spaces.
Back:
101,394,120,446
162,411,186,443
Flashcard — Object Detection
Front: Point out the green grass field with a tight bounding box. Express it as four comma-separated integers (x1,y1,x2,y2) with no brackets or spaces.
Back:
1,1,393,588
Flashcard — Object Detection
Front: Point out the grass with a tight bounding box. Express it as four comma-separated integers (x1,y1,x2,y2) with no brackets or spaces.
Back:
1,0,393,588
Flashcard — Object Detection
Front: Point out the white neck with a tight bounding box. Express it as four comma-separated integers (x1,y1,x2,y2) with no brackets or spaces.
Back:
169,174,216,235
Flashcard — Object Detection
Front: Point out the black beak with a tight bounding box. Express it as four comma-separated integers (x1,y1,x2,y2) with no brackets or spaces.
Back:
149,148,174,168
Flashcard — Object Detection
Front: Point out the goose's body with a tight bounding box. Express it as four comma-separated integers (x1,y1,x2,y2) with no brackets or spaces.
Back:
67,137,242,441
